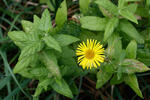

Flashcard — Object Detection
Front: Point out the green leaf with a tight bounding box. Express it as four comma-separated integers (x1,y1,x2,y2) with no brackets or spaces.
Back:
95,0,118,15
110,74,123,85
19,41,43,60
121,59,150,74
126,40,137,59
50,78,73,98
119,9,138,24
124,74,143,98
54,34,80,46
55,0,67,27
21,20,35,34
39,51,61,79
33,15,41,29
118,0,125,9
39,9,52,32
79,0,90,14
104,17,119,41
120,20,144,43
13,54,37,73
96,70,112,89
80,16,107,31
34,79,51,97
42,35,61,52
8,31,28,48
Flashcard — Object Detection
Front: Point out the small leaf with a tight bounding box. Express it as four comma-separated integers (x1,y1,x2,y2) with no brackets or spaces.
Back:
124,74,143,98
79,0,90,14
13,54,37,73
33,15,41,29
95,0,118,15
120,20,144,43
50,78,73,98
34,79,51,97
42,35,62,52
8,31,27,42
104,17,119,41
119,9,138,24
126,40,137,59
19,41,43,60
21,20,35,34
121,59,150,74
40,9,52,32
80,16,107,31
39,51,61,79
55,0,67,27
96,70,112,89
54,34,80,46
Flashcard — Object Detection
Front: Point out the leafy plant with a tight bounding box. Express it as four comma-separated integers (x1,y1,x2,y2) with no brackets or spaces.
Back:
6,0,150,99
79,0,150,98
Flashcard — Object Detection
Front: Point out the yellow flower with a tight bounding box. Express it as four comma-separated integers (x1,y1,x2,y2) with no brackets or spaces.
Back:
76,39,105,69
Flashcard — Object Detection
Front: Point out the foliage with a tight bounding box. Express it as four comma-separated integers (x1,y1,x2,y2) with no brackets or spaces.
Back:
0,0,150,99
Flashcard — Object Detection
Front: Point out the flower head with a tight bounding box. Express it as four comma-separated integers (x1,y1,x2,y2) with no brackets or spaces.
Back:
76,39,105,69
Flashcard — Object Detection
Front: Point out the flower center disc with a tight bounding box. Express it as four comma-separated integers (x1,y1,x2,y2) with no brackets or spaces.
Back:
85,49,95,59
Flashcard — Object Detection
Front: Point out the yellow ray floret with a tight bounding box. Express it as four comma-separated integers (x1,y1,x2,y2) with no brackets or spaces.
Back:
76,39,105,69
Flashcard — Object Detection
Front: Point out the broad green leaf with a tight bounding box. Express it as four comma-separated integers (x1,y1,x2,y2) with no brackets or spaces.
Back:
34,79,51,97
19,41,43,60
80,16,107,31
126,40,137,59
46,0,55,11
50,78,73,98
104,17,119,41
120,20,144,43
119,9,138,24
95,0,118,15
39,9,52,32
124,74,143,98
21,20,35,34
110,74,123,85
54,34,80,46
79,0,90,14
39,51,61,79
33,15,41,29
13,54,37,73
96,70,112,89
121,59,150,74
55,0,67,27
8,31,28,48
118,0,125,9
42,35,61,52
